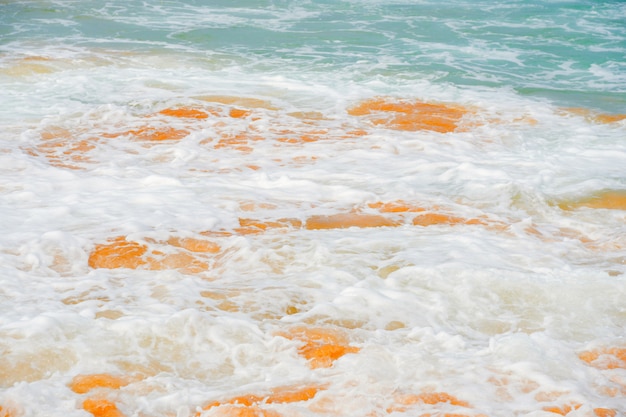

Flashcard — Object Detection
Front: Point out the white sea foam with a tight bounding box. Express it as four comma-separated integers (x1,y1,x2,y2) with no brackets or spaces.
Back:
1,2,625,416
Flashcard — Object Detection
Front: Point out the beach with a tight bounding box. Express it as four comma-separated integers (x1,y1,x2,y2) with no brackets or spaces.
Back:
1,1,625,416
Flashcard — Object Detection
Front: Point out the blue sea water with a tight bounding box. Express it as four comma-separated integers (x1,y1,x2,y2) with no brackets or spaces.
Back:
0,2,625,417
1,0,625,110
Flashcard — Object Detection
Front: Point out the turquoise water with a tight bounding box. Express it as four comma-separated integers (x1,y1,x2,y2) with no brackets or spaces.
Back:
2,0,625,110
1,2,625,417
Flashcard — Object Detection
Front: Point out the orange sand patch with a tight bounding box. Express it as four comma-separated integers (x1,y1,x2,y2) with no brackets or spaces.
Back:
264,385,321,404
368,200,426,213
67,139,96,155
305,213,399,230
279,327,360,368
214,133,264,152
146,251,210,273
200,230,236,238
292,155,319,165
159,107,209,119
288,111,326,120
412,213,485,227
387,392,489,417
390,392,471,413
88,236,218,273
598,385,626,398
594,114,626,123
0,406,12,417
593,114,626,124
369,200,498,229
542,403,582,415
29,116,195,170
543,403,615,417
198,385,323,417
125,126,189,141
82,398,125,417
27,127,98,169
593,408,617,417
70,374,130,394
558,190,626,211
1,56,57,76
229,108,252,118
560,108,626,124
229,201,493,235
345,128,369,137
239,202,278,212
579,347,626,370
89,237,148,269
236,218,303,235
166,237,221,253
30,98,274,169
347,97,469,133
39,126,72,142
275,128,329,144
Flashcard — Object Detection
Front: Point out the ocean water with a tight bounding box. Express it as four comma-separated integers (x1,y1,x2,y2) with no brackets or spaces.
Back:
1,1,625,416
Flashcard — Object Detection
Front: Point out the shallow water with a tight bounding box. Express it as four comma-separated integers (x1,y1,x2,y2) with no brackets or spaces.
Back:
1,1,625,417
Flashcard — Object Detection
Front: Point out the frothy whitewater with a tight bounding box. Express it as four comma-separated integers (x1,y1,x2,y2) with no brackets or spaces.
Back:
0,1,625,417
